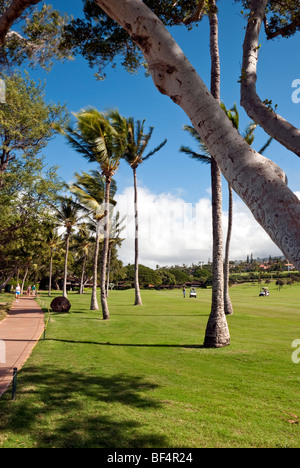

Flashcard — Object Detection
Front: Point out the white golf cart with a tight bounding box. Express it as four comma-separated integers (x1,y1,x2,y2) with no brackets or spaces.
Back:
259,287,270,297
190,287,197,298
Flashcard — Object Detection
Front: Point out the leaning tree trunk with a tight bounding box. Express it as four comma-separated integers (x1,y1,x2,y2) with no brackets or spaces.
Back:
133,167,143,305
204,1,230,348
224,183,234,315
21,264,29,295
100,178,111,320
96,0,300,272
241,0,300,157
0,0,41,45
91,223,101,310
63,233,70,299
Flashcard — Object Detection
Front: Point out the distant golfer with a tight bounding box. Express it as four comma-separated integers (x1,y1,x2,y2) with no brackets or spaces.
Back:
15,283,21,302
183,287,186,298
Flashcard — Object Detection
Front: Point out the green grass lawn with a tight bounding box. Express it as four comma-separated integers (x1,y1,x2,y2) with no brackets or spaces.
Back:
0,283,300,448
0,292,14,322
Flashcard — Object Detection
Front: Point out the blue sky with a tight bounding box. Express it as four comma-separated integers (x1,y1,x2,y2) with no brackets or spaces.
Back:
25,1,300,265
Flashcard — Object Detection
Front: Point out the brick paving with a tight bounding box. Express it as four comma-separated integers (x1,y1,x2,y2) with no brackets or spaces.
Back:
0,297,44,398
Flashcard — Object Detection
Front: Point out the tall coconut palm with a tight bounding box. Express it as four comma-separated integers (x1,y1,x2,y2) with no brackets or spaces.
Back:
222,103,272,315
111,115,167,305
54,196,86,299
205,0,230,347
70,170,117,310
61,108,125,319
181,104,272,318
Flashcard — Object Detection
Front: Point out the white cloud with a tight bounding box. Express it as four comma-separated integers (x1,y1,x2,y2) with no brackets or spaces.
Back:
115,187,299,268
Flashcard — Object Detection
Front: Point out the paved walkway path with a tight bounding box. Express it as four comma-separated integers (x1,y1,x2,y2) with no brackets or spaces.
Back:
0,297,44,398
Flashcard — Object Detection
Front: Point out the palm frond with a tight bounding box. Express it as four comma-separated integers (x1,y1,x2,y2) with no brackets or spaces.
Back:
143,138,167,162
181,124,211,163
180,145,211,164
258,136,273,155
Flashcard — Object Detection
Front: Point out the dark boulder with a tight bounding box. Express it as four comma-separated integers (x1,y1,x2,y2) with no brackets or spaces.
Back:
50,296,71,313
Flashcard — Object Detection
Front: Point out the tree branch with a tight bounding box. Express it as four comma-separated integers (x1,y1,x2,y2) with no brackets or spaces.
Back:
183,0,205,25
95,0,300,270
265,15,300,40
241,0,300,157
0,0,41,45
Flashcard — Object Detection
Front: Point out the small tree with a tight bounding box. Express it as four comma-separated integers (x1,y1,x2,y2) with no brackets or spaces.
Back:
54,197,86,298
0,72,65,188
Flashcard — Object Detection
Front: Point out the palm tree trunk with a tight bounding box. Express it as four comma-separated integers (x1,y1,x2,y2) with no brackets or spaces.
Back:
100,178,111,320
106,245,111,298
133,167,142,306
48,248,53,297
224,183,234,315
91,225,100,310
63,234,70,299
80,254,87,295
204,1,230,348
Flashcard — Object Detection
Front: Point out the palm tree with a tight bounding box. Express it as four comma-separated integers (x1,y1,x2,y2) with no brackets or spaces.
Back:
54,196,86,299
178,0,230,348
221,103,272,315
181,104,273,318
111,115,167,305
70,170,117,310
61,108,125,319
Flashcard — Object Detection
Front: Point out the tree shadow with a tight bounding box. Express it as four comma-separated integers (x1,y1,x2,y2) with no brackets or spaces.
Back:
0,367,168,448
48,338,204,349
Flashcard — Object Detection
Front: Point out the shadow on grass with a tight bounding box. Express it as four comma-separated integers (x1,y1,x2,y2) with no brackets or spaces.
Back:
48,338,204,349
112,314,210,317
0,368,168,448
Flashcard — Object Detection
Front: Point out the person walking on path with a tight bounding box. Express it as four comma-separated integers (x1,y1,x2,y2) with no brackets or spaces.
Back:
15,283,21,302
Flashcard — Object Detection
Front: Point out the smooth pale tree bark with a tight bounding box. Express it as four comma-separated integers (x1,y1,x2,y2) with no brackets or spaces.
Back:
241,0,300,157
21,264,29,295
96,0,300,272
133,167,143,306
204,1,230,348
0,0,41,45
